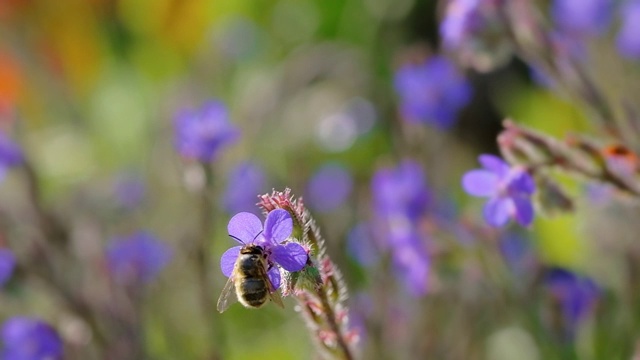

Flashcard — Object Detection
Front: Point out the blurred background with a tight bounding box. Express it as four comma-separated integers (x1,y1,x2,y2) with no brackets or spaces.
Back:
0,0,637,359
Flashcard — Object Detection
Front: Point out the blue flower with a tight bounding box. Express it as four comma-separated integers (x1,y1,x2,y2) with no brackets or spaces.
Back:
616,0,640,59
372,160,431,296
462,154,536,227
0,133,22,182
545,268,600,339
1,317,63,360
0,249,15,286
223,161,266,216
552,0,612,37
394,56,472,129
220,210,308,290
174,100,240,162
106,231,172,285
305,163,353,213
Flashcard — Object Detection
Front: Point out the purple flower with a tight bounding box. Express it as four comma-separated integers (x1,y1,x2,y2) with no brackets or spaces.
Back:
174,100,240,162
371,160,431,296
545,268,600,338
616,1,640,59
106,231,172,285
220,210,308,290
462,154,536,227
1,317,63,360
305,163,353,213
394,56,472,129
551,0,612,37
223,161,266,216
0,249,15,286
346,223,379,267
0,133,22,182
372,160,430,222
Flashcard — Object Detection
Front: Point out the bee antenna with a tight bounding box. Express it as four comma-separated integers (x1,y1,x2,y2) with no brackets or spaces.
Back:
228,234,245,244
252,230,263,242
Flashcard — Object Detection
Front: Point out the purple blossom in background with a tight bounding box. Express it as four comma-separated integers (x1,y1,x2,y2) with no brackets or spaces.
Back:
499,233,538,277
372,160,431,296
394,56,472,129
372,160,431,222
346,223,379,267
545,268,600,338
1,317,63,360
174,100,239,162
616,0,640,59
462,154,536,227
106,231,172,286
220,210,308,290
223,161,266,216
552,0,612,37
0,133,22,182
113,173,146,209
0,249,15,286
441,0,486,49
305,163,353,213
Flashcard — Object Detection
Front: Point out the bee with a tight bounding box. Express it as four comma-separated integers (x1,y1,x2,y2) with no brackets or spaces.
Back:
216,244,284,313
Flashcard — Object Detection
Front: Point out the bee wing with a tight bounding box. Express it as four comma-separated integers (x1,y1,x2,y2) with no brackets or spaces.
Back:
216,274,238,313
260,265,285,309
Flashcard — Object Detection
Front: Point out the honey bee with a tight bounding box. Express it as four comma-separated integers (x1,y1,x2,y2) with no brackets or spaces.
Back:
216,244,284,313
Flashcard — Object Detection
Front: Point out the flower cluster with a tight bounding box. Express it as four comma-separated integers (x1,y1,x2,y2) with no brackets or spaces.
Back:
394,56,472,129
106,231,172,286
544,268,600,338
174,100,240,163
372,160,431,296
305,163,353,213
0,132,22,182
223,161,266,216
462,154,536,227
220,209,308,290
1,317,63,360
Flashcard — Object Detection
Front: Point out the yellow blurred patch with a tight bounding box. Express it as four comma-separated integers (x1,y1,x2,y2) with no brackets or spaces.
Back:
533,213,584,268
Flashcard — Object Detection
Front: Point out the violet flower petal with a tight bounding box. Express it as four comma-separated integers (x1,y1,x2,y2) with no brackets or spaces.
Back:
462,170,498,197
509,170,536,195
220,246,242,277
263,209,293,244
227,212,263,244
271,243,308,272
512,196,534,226
267,266,281,290
483,197,512,227
478,154,510,177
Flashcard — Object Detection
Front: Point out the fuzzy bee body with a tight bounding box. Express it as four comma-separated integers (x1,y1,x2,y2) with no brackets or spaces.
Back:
217,244,284,313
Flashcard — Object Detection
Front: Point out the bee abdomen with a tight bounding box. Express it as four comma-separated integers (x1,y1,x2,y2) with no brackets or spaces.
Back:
238,278,268,308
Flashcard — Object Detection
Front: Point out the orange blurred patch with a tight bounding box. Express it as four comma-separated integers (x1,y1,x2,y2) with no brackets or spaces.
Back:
602,144,640,173
0,52,23,113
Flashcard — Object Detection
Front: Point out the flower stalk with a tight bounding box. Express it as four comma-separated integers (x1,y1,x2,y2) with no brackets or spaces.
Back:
258,189,357,360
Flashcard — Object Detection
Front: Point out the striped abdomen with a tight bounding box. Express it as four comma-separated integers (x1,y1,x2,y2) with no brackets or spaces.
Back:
235,246,269,308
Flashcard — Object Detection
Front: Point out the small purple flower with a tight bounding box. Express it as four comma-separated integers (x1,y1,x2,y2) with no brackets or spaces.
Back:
545,268,600,338
0,133,22,182
106,231,172,285
174,100,240,162
305,163,353,213
0,249,15,286
462,154,536,227
1,317,63,360
223,161,266,216
394,56,472,129
371,160,431,296
616,1,640,59
220,209,308,290
551,0,612,37
372,160,431,222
